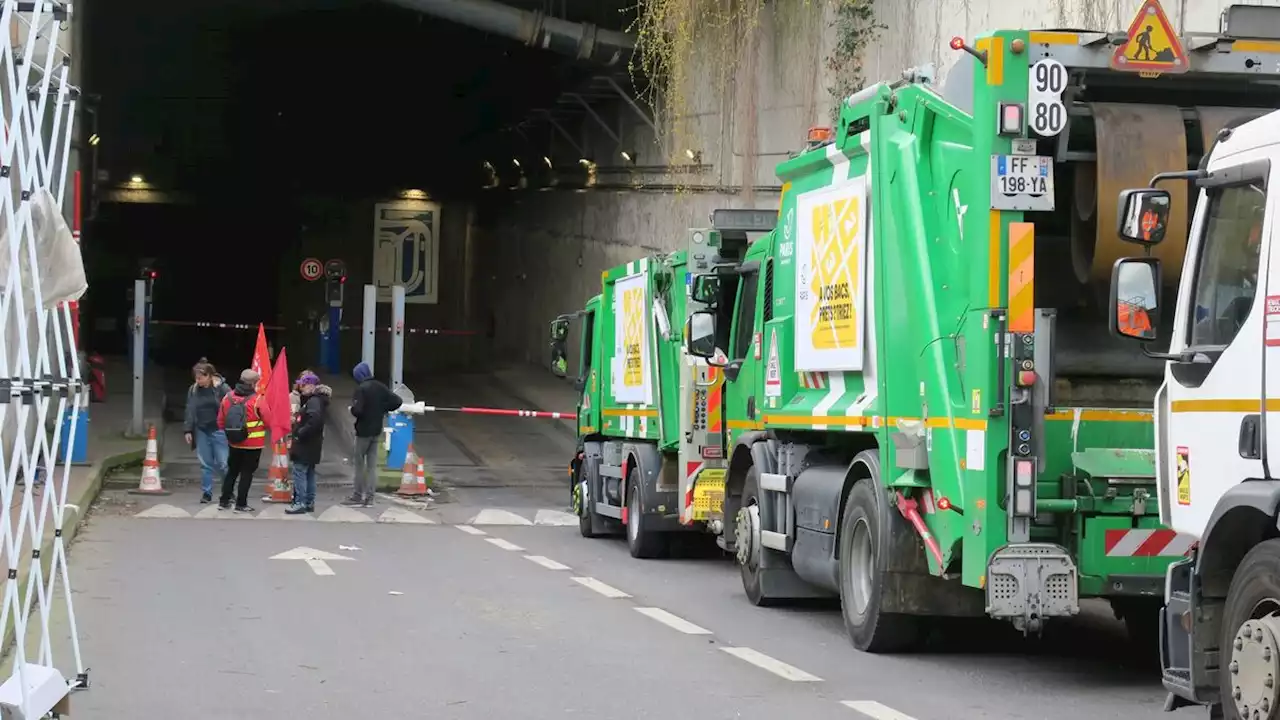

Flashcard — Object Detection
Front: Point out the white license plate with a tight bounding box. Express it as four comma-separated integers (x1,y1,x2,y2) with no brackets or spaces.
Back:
995,155,1052,196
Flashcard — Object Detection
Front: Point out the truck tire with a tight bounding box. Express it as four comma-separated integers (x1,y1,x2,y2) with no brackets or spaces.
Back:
1219,538,1280,720
626,465,665,559
738,465,781,607
838,471,921,653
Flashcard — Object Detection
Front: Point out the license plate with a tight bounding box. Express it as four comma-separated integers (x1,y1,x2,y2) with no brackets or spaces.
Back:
996,155,1052,196
990,155,1056,212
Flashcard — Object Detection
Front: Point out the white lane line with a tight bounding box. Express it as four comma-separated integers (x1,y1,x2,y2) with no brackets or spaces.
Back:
841,701,919,720
485,538,524,551
719,647,823,682
524,555,570,570
634,607,712,635
456,525,487,536
571,576,631,598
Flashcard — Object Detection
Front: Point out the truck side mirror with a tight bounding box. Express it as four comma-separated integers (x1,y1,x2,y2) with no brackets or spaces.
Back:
1117,189,1171,246
1109,258,1161,342
691,274,721,304
549,339,569,377
549,318,570,342
686,311,725,365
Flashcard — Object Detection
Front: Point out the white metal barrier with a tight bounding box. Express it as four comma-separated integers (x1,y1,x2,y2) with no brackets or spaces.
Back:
0,2,88,717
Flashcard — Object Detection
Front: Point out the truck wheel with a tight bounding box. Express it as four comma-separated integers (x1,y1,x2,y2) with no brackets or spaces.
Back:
737,465,779,607
838,473,921,653
1219,538,1280,720
626,466,665,559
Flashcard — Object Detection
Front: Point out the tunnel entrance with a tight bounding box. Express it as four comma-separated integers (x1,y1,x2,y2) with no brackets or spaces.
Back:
83,0,637,379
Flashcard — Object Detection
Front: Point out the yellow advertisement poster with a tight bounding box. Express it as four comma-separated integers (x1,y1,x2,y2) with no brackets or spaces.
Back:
794,174,868,371
622,286,644,388
612,270,651,404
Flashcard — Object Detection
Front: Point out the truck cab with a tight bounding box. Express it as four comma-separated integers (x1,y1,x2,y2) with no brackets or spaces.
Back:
1110,109,1279,718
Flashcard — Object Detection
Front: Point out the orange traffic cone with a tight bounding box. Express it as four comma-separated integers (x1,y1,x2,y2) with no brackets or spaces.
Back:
128,425,170,495
262,440,293,503
396,445,428,497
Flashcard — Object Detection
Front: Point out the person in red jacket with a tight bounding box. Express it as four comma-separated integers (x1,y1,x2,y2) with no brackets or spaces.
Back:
216,368,273,512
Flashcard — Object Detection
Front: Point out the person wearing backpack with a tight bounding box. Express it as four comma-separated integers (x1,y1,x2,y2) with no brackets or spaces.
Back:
286,372,330,515
216,368,273,512
346,361,402,507
183,358,230,504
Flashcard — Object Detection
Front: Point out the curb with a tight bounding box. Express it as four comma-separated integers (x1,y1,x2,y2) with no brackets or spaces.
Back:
0,445,145,660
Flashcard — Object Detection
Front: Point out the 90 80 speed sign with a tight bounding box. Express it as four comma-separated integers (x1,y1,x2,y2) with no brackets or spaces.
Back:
990,154,1056,212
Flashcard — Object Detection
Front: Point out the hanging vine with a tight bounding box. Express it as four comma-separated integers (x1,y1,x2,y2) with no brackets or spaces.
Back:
824,0,885,123
628,0,883,188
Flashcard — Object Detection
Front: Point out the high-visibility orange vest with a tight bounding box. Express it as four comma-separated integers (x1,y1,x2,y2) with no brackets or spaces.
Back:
1119,303,1152,334
222,393,267,449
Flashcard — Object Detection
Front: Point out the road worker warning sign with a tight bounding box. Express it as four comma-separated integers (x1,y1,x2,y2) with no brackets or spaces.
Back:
794,173,868,372
1176,446,1190,506
1109,0,1188,75
764,328,782,397
612,271,652,404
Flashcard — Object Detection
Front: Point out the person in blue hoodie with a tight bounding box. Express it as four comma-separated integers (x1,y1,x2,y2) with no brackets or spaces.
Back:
183,359,230,504
347,362,402,507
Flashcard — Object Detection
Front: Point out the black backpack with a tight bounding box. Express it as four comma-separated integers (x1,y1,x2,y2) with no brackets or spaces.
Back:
223,394,255,444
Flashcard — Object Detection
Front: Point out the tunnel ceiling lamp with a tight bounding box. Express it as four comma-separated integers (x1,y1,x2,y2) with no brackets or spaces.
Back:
129,174,143,184
87,133,99,146
543,156,553,168
400,189,429,200
511,158,521,168
578,158,592,167
620,150,635,164
684,148,702,163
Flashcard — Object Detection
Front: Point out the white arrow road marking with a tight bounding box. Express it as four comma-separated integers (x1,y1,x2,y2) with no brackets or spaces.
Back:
271,546,355,576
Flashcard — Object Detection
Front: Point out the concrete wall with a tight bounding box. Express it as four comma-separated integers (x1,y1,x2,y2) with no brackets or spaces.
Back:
476,0,1270,366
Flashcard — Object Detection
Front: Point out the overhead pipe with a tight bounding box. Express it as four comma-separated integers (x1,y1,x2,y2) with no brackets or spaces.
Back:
382,0,634,66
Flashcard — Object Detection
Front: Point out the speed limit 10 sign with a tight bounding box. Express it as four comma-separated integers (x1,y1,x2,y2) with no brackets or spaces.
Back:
300,257,323,282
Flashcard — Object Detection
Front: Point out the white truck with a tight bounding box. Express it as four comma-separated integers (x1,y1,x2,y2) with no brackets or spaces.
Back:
1110,108,1279,720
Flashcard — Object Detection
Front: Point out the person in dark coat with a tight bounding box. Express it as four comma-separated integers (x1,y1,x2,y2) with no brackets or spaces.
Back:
287,372,330,515
183,359,230,504
347,361,402,507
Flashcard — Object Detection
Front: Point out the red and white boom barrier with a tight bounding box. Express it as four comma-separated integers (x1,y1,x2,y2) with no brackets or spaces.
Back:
406,402,572,420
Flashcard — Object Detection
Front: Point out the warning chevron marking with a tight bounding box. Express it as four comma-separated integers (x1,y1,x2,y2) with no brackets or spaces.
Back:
765,328,782,398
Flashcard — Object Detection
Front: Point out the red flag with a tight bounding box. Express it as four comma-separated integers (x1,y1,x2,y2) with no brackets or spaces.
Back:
251,324,272,395
265,347,291,442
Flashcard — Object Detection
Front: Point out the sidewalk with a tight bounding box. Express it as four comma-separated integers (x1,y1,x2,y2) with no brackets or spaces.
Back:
0,355,159,660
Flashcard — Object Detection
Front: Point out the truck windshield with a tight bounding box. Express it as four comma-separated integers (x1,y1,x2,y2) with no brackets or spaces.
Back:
1189,182,1266,349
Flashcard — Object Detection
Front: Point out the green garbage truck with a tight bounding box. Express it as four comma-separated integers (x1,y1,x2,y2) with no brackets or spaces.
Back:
550,0,1280,652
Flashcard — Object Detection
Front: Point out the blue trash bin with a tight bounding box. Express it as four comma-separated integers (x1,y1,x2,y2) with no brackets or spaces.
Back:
59,406,89,465
385,413,415,471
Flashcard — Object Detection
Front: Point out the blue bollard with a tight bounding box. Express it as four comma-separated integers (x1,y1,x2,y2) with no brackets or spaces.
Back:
385,413,415,471
59,407,89,465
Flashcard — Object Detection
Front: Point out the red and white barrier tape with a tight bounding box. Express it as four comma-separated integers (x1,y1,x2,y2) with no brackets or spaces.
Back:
149,319,475,335
421,405,572,420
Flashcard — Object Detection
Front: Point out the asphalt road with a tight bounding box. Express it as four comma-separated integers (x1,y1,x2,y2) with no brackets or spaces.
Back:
51,369,1192,719
56,518,850,718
